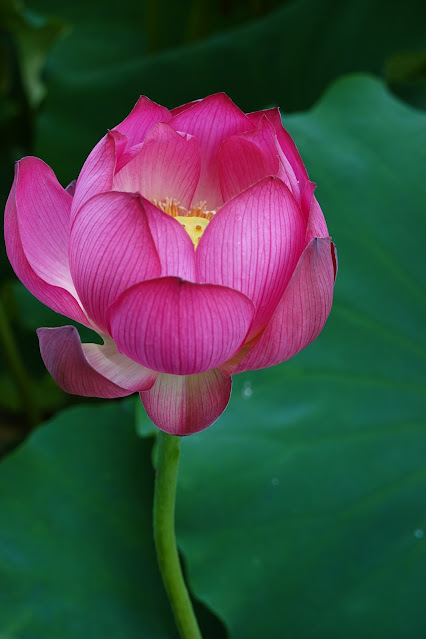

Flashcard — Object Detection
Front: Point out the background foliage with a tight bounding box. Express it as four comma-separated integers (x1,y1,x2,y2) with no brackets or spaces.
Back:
1,0,426,637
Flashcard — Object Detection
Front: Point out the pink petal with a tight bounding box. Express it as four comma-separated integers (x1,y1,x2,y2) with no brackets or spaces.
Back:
248,108,309,187
143,198,196,281
170,93,252,209
71,130,126,219
107,277,255,375
113,123,201,209
4,164,89,326
170,99,201,116
113,96,171,149
140,368,232,435
66,180,76,196
232,238,337,373
12,158,75,291
242,115,301,201
37,326,133,398
69,191,161,332
301,181,329,241
115,143,144,173
196,177,306,339
276,144,302,203
219,116,279,202
82,336,157,391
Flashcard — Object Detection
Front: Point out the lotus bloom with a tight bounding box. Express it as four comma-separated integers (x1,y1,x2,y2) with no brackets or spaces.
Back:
4,94,337,434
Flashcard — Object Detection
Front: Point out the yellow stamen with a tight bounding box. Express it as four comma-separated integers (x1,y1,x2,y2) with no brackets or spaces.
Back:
152,197,216,249
152,197,185,217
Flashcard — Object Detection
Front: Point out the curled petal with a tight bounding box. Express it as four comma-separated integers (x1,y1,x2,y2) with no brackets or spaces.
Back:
71,130,126,219
143,199,196,281
170,93,252,209
197,177,306,339
4,165,89,326
37,326,133,398
107,277,255,375
140,369,232,435
12,158,74,290
113,123,201,209
219,116,279,202
82,337,157,391
70,191,161,332
113,95,171,149
232,238,337,373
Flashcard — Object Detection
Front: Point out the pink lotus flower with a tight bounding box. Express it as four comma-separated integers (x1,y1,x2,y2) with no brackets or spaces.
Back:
4,94,337,435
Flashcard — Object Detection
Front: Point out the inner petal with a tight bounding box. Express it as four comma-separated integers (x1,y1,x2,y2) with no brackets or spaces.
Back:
112,123,200,210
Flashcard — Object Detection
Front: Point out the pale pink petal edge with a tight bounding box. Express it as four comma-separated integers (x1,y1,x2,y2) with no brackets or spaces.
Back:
140,369,232,435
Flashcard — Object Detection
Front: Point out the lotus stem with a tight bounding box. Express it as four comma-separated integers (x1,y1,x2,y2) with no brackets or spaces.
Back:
153,431,202,639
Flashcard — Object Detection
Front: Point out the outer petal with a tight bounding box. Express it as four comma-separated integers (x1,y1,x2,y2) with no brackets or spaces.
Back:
69,191,161,332
107,277,255,375
143,198,196,281
113,96,171,149
4,165,89,326
170,93,252,209
301,181,329,241
231,238,337,373
113,123,201,209
12,158,74,290
71,130,126,219
247,108,309,187
140,369,232,435
219,116,279,202
196,177,306,339
82,337,157,391
37,326,133,398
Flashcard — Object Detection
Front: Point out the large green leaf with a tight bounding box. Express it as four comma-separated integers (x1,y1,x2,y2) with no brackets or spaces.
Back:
32,0,426,184
0,402,179,638
176,75,426,638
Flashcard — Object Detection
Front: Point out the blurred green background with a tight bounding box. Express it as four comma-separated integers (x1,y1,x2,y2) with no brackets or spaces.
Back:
1,0,426,637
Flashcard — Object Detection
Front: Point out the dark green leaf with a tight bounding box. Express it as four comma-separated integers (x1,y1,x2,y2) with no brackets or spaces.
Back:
32,0,426,184
0,402,179,638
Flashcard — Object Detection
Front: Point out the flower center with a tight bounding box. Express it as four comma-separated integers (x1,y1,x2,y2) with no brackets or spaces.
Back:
152,197,216,249
175,216,210,248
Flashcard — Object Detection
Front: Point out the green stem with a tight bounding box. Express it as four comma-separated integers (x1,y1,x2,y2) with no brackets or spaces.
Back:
153,431,202,639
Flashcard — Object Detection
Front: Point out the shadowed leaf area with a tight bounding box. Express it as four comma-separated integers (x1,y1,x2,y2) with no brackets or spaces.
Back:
0,403,179,637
